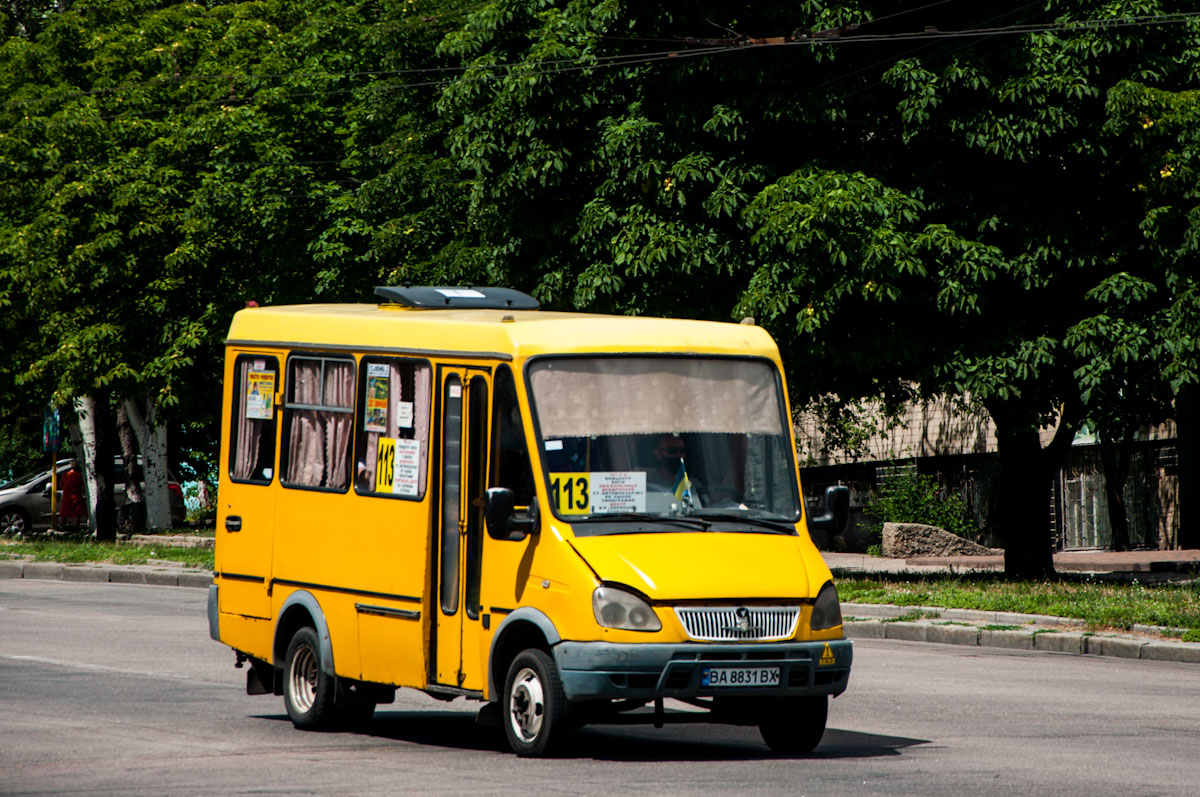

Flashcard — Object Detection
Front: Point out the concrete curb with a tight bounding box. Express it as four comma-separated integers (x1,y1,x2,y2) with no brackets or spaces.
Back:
0,559,212,588
844,601,1200,664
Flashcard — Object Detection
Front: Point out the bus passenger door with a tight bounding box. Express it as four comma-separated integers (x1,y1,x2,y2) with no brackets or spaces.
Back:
434,367,489,690
218,353,279,620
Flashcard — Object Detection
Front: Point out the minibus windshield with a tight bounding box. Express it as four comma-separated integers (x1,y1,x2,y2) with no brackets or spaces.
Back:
528,356,801,533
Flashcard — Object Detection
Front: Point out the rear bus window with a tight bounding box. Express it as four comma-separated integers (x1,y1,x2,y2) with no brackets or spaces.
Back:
229,355,279,484
354,357,432,500
280,355,355,492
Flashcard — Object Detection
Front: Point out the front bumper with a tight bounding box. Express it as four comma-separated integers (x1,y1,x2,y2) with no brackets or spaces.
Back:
553,639,852,702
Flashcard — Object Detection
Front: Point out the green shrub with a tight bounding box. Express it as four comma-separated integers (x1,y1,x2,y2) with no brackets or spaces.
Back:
867,472,977,538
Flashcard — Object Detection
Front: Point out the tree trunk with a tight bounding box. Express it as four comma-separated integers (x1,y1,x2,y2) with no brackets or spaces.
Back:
1100,434,1133,551
992,426,1057,578
73,395,100,534
90,394,118,541
124,398,172,531
115,404,144,504
986,401,1078,579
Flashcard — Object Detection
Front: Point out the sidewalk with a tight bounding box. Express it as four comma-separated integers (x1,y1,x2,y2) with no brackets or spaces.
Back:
823,548,1200,575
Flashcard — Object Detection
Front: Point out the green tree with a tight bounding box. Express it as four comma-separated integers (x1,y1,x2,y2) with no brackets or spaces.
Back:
0,1,477,521
436,0,1200,577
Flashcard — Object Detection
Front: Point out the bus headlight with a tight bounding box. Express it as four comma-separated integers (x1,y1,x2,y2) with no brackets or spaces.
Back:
592,587,662,632
810,581,843,631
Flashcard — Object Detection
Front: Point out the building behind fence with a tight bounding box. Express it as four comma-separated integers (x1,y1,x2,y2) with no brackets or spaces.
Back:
796,395,1187,552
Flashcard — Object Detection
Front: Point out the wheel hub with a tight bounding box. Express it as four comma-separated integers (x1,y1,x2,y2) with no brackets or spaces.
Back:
508,667,545,742
289,644,318,713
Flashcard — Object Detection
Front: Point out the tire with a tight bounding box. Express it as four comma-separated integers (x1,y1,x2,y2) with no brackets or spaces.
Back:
1,507,30,537
283,627,338,731
759,695,828,754
502,648,569,757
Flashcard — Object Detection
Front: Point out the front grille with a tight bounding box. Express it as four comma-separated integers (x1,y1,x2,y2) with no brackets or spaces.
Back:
674,606,800,642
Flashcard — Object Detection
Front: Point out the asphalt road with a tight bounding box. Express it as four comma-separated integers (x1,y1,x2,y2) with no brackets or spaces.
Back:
3,580,1200,796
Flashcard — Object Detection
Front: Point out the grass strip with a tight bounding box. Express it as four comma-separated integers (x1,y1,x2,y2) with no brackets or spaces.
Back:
838,574,1200,637
2,540,213,570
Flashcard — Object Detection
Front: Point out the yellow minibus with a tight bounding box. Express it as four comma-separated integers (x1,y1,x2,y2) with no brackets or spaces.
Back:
209,285,851,756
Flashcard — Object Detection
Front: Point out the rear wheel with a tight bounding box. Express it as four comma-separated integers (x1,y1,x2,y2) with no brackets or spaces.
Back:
1,507,30,536
503,648,569,757
759,695,828,754
283,627,338,730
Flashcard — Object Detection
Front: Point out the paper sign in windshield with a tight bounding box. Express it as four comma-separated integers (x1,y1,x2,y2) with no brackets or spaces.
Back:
549,471,646,515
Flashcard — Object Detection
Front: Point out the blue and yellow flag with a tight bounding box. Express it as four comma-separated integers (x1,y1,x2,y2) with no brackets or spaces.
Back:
673,459,692,504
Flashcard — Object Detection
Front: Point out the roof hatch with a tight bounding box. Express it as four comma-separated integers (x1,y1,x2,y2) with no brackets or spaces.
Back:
374,285,539,310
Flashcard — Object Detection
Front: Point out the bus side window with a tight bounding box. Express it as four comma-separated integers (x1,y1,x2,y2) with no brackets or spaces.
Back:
280,355,356,491
354,358,432,499
490,364,535,506
229,355,279,484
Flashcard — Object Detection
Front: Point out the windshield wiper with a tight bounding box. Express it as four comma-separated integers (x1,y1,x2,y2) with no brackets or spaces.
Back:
688,510,797,534
581,512,712,532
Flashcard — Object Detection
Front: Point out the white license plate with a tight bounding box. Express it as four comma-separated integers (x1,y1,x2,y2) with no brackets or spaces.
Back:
701,666,781,688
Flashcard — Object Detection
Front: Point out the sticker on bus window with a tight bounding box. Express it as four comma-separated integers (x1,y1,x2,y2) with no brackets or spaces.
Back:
396,400,414,429
364,365,389,432
376,437,421,496
246,369,275,420
392,438,421,496
549,471,646,515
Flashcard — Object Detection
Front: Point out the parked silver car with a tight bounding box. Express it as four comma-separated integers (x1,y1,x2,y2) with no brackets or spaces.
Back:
0,458,185,536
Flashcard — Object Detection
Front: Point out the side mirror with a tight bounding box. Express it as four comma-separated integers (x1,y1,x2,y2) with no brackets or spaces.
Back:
807,485,850,534
485,487,537,541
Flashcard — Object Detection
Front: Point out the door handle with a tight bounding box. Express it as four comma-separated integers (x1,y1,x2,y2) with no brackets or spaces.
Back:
225,515,243,532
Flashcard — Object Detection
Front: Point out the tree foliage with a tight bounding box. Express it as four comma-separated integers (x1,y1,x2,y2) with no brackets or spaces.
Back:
0,1,1197,570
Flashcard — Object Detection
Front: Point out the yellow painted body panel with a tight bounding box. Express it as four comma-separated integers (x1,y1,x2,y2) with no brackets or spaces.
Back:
216,613,274,663
270,487,432,682
568,529,831,602
225,304,780,362
214,300,840,704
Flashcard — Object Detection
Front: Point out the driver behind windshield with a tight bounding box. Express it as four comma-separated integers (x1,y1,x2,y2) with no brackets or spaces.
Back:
646,434,703,511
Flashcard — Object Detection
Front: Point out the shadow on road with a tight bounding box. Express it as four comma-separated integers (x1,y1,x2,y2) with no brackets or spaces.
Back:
257,710,928,761
571,727,928,762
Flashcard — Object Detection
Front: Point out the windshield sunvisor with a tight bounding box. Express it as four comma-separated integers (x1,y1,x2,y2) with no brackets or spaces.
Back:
529,356,801,522
571,534,815,601
531,357,783,438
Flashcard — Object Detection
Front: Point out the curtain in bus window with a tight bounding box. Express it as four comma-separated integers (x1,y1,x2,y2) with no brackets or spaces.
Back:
359,361,431,496
361,362,403,488
287,360,324,487
234,359,271,481
285,358,353,489
414,363,431,494
323,361,354,490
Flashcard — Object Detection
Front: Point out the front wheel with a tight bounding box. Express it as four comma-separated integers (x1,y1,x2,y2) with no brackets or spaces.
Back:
503,648,569,756
283,627,338,731
759,695,828,754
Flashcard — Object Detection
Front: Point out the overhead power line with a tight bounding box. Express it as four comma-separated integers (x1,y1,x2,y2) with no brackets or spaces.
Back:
2,10,1198,134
